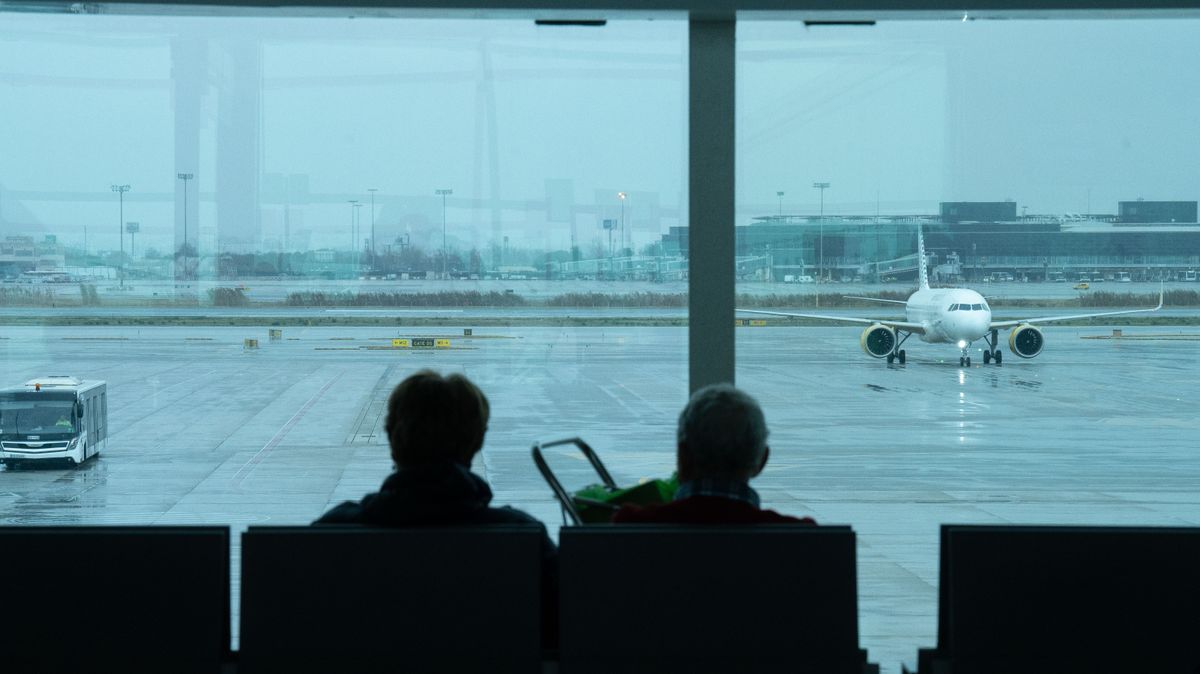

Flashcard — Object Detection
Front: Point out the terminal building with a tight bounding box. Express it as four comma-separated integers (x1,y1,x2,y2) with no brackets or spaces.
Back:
662,200,1200,283
0,235,66,278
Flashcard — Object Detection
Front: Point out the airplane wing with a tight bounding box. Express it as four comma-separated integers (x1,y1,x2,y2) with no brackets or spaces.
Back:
989,284,1164,329
842,296,909,305
738,308,927,334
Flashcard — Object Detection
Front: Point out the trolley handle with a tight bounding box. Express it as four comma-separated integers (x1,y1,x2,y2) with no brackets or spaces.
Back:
531,437,619,526
531,442,581,525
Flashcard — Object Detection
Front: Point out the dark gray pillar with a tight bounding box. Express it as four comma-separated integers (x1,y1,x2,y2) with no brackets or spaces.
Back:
688,17,736,393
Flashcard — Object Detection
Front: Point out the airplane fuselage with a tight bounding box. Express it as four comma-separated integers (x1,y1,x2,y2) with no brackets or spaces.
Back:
905,287,992,345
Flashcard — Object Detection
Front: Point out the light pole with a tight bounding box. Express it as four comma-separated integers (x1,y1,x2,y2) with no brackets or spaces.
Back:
347,200,359,270
777,191,784,216
110,184,130,287
618,192,627,257
176,173,193,279
435,189,452,279
367,188,378,267
813,182,830,284
353,202,363,271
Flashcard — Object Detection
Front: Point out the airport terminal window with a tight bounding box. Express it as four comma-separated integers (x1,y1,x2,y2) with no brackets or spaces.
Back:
0,13,688,530
735,17,1199,668
2,6,1198,671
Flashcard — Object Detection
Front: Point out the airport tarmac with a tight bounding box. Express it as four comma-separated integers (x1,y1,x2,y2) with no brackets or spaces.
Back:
1,323,1198,672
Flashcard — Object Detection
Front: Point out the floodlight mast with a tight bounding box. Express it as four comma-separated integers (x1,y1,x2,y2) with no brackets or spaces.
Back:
812,182,830,283
812,181,831,306
367,188,378,267
110,184,130,287
176,173,194,280
435,189,453,279
347,200,360,270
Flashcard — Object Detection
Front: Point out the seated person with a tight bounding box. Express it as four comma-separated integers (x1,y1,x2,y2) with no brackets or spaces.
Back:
316,369,548,532
315,370,558,644
614,383,814,525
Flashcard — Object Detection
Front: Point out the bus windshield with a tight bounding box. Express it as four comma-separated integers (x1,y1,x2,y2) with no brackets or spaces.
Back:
0,399,76,435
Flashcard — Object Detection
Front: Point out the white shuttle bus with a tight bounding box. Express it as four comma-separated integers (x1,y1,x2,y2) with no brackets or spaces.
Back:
0,376,107,467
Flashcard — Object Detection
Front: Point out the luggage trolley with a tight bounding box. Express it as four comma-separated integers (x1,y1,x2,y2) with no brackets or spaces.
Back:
532,437,676,525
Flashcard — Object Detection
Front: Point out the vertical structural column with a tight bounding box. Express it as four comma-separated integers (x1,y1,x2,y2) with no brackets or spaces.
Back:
172,36,204,283
688,17,736,393
217,38,263,254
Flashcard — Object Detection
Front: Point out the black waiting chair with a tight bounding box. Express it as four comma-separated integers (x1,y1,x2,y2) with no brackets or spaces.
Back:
559,525,875,674
239,525,544,674
0,526,230,674
912,525,1200,674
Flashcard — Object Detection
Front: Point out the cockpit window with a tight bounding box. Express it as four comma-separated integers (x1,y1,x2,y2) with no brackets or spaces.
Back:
948,304,958,311
972,303,983,311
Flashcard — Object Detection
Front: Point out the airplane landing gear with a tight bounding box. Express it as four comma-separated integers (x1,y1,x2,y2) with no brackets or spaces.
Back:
985,328,1003,365
959,343,972,368
888,332,911,365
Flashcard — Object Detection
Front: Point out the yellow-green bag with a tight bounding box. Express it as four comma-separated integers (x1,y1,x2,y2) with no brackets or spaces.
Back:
532,437,678,525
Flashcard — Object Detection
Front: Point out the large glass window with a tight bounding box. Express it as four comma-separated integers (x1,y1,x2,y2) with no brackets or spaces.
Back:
736,18,1200,667
0,13,688,530
5,7,1200,669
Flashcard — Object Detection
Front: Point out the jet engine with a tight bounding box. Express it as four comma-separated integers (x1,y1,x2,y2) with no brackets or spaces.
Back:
1008,324,1045,358
860,324,896,358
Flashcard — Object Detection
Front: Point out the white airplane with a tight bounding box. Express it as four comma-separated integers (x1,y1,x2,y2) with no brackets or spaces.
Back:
739,224,1163,366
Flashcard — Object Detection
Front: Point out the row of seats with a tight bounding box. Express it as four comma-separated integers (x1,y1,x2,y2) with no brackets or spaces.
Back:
0,525,1197,674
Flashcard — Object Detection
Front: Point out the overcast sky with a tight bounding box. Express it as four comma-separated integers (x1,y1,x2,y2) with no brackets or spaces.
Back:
0,13,1196,254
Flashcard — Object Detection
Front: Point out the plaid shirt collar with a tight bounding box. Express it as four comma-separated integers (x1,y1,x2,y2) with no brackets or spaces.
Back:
674,478,761,508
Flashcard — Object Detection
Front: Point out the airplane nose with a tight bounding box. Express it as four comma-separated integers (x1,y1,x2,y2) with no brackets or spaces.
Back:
975,312,991,335
952,311,989,339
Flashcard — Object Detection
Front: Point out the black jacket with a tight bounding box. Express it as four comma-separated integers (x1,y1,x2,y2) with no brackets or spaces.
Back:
317,461,539,524
315,461,559,648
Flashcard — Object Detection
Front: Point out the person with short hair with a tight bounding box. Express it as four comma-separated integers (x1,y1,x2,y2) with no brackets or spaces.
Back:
613,383,814,524
316,369,550,532
316,370,558,646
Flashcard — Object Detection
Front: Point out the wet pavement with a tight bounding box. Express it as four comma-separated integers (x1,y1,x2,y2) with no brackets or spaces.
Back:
1,323,1198,671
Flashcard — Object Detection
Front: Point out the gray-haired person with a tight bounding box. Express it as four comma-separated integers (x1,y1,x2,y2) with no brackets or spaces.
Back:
614,383,814,524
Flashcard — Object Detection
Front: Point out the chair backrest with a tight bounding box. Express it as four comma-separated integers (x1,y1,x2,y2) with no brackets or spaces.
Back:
239,525,544,674
0,526,229,674
937,525,1200,674
559,525,865,674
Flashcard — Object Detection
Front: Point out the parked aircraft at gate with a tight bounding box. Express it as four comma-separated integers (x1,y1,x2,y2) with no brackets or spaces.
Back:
739,225,1163,366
